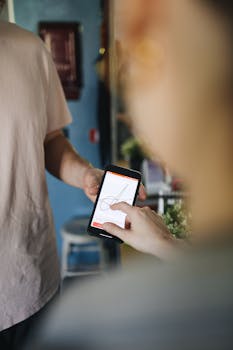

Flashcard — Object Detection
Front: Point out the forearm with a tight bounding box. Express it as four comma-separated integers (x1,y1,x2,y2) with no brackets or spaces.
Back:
150,235,190,261
44,132,92,189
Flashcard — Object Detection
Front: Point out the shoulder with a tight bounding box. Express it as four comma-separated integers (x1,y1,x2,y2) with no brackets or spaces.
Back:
0,21,52,79
0,21,49,58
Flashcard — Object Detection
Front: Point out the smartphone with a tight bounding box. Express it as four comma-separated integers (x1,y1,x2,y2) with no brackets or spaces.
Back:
88,164,141,243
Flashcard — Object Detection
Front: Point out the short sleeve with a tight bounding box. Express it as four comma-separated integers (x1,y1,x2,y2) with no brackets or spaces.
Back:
46,52,72,134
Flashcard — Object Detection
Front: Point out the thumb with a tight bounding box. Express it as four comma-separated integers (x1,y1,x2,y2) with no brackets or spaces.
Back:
103,222,128,241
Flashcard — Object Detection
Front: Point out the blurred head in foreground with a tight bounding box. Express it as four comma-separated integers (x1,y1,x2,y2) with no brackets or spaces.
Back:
116,0,233,237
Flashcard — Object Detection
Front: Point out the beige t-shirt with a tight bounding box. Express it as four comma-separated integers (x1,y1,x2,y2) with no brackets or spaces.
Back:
0,21,72,331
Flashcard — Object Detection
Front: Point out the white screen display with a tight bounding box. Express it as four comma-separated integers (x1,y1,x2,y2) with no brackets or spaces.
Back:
91,171,139,229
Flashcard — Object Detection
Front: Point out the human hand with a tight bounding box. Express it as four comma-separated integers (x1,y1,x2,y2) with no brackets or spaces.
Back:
83,167,147,202
103,202,178,259
83,167,104,202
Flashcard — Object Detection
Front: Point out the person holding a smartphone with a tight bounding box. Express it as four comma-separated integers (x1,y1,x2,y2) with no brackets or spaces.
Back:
0,10,106,348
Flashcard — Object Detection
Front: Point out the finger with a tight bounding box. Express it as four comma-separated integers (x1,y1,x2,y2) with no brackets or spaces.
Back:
138,183,147,201
87,186,99,195
110,201,135,217
125,215,131,229
102,222,128,241
88,194,97,203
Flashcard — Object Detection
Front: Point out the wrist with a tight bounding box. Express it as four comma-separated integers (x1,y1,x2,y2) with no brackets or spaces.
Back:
81,163,94,189
69,157,93,189
149,233,178,260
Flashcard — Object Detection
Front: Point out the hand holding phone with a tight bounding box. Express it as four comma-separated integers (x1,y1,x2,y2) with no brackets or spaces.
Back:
88,165,141,243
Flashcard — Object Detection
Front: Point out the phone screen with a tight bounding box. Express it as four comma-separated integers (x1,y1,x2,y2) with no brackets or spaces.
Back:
90,170,139,229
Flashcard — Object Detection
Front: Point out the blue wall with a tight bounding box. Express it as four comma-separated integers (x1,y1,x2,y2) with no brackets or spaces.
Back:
14,0,101,256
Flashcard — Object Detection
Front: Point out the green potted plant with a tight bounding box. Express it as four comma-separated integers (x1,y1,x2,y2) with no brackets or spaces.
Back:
121,137,146,171
163,201,191,239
